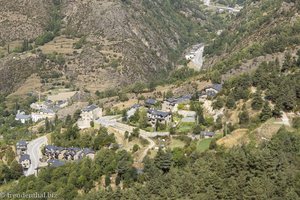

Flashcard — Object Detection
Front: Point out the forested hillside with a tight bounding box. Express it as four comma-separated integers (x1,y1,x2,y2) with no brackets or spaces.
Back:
8,128,300,199
204,0,300,81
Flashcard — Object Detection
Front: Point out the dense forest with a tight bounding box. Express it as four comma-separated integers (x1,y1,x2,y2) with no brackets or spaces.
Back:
7,128,300,200
220,52,300,113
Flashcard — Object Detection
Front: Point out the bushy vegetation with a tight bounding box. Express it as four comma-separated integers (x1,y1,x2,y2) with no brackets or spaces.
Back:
205,0,300,75
35,0,62,46
223,57,300,113
70,128,300,199
10,149,136,198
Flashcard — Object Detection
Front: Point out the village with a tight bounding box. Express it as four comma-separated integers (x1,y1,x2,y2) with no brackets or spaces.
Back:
14,83,224,175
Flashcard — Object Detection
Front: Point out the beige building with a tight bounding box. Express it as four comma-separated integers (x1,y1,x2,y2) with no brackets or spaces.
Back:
19,154,31,169
77,104,102,129
31,109,55,122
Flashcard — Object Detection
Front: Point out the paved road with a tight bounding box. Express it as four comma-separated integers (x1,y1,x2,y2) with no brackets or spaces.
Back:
191,45,205,71
25,136,47,176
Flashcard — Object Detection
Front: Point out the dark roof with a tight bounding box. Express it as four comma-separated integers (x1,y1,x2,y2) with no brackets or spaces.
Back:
82,148,95,155
148,109,171,118
201,131,215,137
17,140,27,147
131,104,141,109
40,108,55,114
166,94,192,105
145,99,157,105
47,159,65,167
212,84,222,92
16,112,31,120
82,104,98,112
19,154,30,162
206,84,223,92
45,145,64,152
67,147,81,152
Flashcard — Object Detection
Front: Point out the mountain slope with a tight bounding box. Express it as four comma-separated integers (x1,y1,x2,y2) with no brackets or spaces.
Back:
203,0,300,81
60,0,220,91
0,0,224,93
0,0,53,43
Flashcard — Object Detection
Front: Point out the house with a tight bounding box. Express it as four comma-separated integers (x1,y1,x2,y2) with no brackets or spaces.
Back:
30,101,51,110
44,145,64,159
147,109,171,127
201,131,215,138
16,140,27,155
44,145,95,162
199,84,222,101
145,99,157,107
19,154,31,169
126,104,141,119
162,95,192,112
63,147,81,160
31,108,55,122
15,110,31,124
77,104,102,129
47,159,65,168
77,148,95,160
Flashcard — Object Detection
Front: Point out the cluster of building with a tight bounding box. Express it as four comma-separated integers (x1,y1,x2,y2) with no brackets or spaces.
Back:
43,145,95,167
16,140,31,169
127,83,223,131
15,91,78,124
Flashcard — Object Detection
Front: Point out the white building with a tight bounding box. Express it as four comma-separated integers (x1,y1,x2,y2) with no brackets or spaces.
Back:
19,154,31,169
126,104,141,119
77,104,102,129
31,108,55,122
15,110,31,124
147,109,172,127
185,54,195,60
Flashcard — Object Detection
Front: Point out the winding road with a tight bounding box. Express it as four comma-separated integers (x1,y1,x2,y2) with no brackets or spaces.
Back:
25,136,48,176
96,117,156,163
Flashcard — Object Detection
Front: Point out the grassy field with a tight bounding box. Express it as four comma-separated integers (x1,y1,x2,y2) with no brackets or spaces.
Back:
169,138,186,149
197,138,212,152
0,180,17,192
177,122,194,134
217,129,249,148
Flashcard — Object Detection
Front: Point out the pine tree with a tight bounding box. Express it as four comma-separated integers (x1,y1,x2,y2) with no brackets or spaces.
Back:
260,102,272,122
272,104,282,118
154,149,172,173
226,95,236,109
239,108,249,125
251,90,263,110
